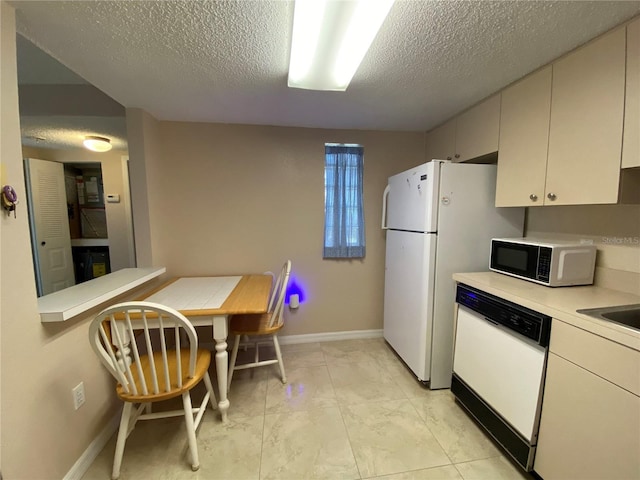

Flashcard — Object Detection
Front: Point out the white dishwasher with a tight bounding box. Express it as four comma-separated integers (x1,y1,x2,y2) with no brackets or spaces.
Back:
451,284,551,471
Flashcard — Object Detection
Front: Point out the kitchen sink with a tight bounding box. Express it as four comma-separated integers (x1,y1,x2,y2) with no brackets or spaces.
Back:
577,304,640,331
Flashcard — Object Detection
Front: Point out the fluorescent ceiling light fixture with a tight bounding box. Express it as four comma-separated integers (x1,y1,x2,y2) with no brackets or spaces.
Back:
83,136,112,152
288,0,395,91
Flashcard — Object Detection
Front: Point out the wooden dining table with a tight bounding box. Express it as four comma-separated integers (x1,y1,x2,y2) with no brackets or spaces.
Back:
138,274,272,422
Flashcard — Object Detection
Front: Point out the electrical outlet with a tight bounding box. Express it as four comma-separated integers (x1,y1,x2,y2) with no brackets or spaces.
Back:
72,382,86,410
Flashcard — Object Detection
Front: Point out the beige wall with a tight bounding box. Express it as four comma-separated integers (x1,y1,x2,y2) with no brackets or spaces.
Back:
0,2,16,470
1,5,123,478
126,108,161,268
21,146,134,272
526,204,640,294
132,119,424,335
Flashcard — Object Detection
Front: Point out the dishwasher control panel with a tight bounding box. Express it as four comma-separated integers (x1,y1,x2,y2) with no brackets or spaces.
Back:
456,284,551,346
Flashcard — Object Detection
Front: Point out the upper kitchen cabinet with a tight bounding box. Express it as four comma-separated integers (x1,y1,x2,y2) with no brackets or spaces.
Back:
622,17,640,169
454,94,501,162
495,66,552,207
425,119,456,161
425,94,501,163
545,27,626,205
496,25,631,207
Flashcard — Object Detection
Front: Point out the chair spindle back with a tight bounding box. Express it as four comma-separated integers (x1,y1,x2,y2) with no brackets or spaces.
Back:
267,260,291,329
89,302,198,396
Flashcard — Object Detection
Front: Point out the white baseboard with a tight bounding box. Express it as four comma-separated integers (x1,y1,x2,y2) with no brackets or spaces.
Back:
202,329,384,351
64,410,121,480
278,329,383,345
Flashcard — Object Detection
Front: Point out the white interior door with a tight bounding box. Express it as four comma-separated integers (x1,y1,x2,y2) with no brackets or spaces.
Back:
25,158,75,296
383,229,436,381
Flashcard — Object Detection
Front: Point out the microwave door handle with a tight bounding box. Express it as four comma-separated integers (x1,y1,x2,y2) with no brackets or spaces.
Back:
381,184,391,230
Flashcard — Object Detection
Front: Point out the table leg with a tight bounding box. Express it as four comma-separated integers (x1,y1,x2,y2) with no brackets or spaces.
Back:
212,315,230,422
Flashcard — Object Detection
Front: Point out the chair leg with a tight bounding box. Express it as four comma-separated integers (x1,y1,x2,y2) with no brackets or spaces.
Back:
203,371,218,410
182,391,200,471
273,334,287,384
228,333,241,389
112,402,133,480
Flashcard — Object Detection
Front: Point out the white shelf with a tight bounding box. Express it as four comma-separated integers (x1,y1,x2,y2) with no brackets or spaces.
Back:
71,238,109,247
38,267,166,322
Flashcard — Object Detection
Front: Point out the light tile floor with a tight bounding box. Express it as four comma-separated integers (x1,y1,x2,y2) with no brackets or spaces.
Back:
82,338,533,480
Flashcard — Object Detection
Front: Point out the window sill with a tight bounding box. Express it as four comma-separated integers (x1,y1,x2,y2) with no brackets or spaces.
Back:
38,267,166,323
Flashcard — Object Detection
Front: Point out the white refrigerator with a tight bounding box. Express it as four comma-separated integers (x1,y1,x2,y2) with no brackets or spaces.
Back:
381,160,524,389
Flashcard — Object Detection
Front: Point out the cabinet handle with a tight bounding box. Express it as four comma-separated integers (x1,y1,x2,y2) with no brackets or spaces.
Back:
454,154,460,159
529,194,538,202
547,193,557,201
446,156,452,160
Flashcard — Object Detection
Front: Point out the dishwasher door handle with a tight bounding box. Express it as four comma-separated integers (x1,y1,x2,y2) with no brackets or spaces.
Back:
484,317,500,326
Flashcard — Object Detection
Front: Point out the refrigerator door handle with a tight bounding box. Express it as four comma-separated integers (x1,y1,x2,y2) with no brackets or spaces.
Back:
381,184,391,230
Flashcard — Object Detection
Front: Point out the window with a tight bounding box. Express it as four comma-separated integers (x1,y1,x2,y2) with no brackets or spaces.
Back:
323,143,365,258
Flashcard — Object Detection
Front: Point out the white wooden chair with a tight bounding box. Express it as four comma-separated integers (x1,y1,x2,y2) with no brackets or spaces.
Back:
89,301,217,480
228,260,291,388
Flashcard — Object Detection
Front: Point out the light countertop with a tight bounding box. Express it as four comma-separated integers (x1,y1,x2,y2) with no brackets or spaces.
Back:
38,267,166,322
453,271,640,351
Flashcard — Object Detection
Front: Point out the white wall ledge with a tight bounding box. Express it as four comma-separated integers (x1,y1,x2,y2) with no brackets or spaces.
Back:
38,267,166,322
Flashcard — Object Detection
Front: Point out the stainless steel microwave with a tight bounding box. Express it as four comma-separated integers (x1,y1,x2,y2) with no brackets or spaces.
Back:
490,238,597,287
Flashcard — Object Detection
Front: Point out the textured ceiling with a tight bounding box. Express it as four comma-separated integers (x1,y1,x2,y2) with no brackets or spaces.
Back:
17,33,128,150
11,0,640,142
20,116,128,150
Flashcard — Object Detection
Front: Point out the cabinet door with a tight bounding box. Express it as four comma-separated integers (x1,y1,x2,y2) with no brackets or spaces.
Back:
495,67,552,207
535,352,640,480
546,27,626,205
622,17,640,169
425,119,456,162
454,94,501,162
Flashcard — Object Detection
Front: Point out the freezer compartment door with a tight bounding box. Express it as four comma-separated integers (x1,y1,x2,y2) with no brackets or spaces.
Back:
385,162,439,232
383,230,436,381
453,305,546,442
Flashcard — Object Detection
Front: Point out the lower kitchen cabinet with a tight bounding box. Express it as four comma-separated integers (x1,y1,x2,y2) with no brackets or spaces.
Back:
535,350,640,479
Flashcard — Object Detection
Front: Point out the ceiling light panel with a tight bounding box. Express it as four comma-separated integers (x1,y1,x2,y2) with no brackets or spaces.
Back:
288,0,395,91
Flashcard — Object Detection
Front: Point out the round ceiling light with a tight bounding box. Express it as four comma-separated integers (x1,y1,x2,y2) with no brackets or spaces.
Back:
83,136,112,152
